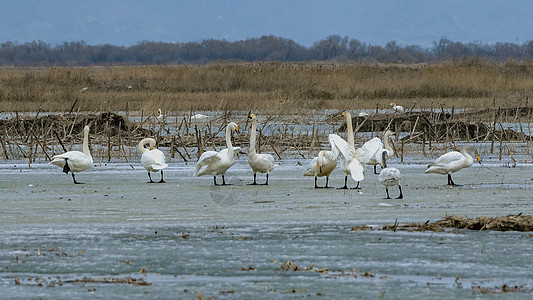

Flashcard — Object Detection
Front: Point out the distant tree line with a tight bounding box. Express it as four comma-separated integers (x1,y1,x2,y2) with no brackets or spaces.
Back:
1,35,533,66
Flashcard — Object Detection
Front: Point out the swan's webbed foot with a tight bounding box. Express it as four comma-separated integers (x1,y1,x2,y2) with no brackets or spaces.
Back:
221,175,231,186
351,182,361,190
213,176,219,186
396,185,403,199
72,173,83,184
337,176,348,189
447,174,462,186
158,171,166,183
248,174,258,185
383,188,391,199
147,172,155,183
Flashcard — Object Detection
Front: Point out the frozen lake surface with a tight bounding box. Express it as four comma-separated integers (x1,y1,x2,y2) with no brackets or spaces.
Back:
1,159,532,299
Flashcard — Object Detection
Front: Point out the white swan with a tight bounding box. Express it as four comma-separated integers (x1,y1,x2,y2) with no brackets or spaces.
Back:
328,112,365,189
378,151,403,199
424,145,481,186
303,137,338,188
367,130,394,174
247,114,276,185
138,138,168,183
50,125,93,184
191,113,209,122
193,122,240,185
156,109,164,120
389,103,405,113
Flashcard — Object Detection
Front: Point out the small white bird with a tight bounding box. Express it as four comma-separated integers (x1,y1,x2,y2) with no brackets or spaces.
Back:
378,151,403,199
191,114,209,122
425,145,481,186
367,130,394,174
138,138,168,183
194,122,240,185
247,113,276,185
50,125,93,184
303,138,338,188
389,103,405,113
156,109,164,121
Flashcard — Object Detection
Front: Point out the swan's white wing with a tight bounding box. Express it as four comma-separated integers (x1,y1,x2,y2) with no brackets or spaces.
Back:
379,167,401,186
51,151,92,172
356,138,382,164
427,151,462,168
347,159,364,181
324,150,338,162
328,134,353,161
141,149,168,171
250,153,276,173
303,157,319,176
194,151,220,176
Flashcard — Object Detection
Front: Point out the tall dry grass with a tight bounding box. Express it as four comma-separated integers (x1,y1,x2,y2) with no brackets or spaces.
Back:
2,61,533,113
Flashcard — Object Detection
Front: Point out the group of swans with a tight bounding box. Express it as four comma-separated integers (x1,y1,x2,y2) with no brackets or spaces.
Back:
193,114,276,185
49,115,481,196
304,112,399,198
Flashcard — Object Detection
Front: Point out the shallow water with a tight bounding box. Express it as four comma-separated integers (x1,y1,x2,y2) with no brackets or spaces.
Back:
1,160,532,299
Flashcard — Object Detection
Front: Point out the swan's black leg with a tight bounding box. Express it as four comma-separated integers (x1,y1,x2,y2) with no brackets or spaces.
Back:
249,173,258,185
72,173,83,184
213,176,219,186
338,176,348,189
324,177,333,188
384,188,391,199
448,174,461,186
353,181,361,190
374,165,378,174
63,158,71,174
314,176,319,188
148,172,155,183
396,185,403,199
158,170,166,183
221,175,231,185
262,173,269,185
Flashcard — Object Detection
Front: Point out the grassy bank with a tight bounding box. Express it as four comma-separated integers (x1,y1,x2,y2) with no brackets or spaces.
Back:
2,61,533,113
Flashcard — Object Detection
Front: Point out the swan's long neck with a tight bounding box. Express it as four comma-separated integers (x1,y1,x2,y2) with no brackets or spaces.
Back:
461,147,474,163
345,113,354,148
249,119,257,155
383,132,392,152
82,127,91,157
226,125,233,154
138,142,147,154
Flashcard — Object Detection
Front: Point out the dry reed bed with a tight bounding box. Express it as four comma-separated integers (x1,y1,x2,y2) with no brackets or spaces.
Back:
2,61,533,113
350,214,533,232
0,105,532,163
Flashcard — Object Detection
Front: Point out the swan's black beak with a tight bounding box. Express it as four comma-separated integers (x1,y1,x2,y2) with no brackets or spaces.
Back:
318,165,322,173
235,126,240,134
477,155,481,164
248,114,254,119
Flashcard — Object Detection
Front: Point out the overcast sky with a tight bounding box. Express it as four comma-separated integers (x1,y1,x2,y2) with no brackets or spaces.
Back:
1,0,532,48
